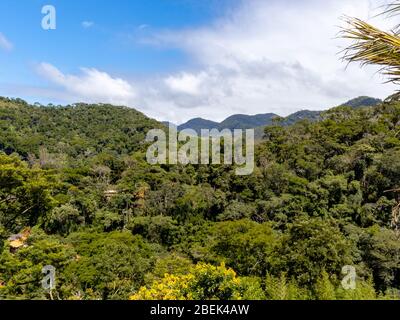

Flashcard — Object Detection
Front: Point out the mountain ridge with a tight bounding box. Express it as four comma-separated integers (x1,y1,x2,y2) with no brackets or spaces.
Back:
176,96,382,134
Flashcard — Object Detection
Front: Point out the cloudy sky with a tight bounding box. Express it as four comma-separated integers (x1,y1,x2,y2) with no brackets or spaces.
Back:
0,0,397,123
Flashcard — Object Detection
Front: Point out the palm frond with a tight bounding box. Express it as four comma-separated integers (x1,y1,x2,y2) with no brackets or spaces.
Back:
382,2,400,17
340,15,400,84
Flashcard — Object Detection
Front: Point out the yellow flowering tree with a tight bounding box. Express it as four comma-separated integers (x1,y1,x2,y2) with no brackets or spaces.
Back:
130,263,264,300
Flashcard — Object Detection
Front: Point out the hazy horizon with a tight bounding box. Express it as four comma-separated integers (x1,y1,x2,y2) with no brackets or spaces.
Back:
0,0,397,124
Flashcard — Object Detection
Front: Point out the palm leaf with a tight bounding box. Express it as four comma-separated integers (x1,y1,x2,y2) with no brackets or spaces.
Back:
340,15,400,84
382,2,400,17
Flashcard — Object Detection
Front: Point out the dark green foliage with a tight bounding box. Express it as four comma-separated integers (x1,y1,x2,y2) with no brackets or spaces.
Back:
1,97,400,299
0,97,163,159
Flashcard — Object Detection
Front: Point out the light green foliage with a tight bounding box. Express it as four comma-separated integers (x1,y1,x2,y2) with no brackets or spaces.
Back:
0,228,76,299
265,273,310,300
130,263,265,300
207,220,279,276
1,98,400,299
62,231,158,299
277,217,355,285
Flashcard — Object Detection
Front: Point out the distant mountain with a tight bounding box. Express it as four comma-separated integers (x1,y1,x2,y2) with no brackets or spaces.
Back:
178,118,219,132
178,96,382,135
341,96,382,108
178,114,278,133
281,110,322,126
219,113,277,129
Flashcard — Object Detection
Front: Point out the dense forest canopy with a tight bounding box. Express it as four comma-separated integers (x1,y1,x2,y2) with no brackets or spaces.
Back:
0,96,400,300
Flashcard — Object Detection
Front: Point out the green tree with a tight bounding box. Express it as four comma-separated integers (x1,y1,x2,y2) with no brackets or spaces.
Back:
130,263,265,300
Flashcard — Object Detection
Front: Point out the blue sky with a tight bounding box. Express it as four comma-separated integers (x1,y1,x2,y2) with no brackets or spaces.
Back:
0,0,397,123
0,0,230,82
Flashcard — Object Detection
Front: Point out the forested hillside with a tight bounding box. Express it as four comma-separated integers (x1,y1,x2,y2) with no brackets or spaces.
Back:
0,97,162,158
178,96,382,134
0,97,400,300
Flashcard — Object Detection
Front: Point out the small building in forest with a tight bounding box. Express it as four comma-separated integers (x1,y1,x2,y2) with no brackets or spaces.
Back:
7,228,31,253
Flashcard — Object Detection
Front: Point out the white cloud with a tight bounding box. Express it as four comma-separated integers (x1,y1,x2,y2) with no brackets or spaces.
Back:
32,0,399,124
137,0,398,122
82,21,94,28
165,72,208,95
36,63,136,105
0,32,13,51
